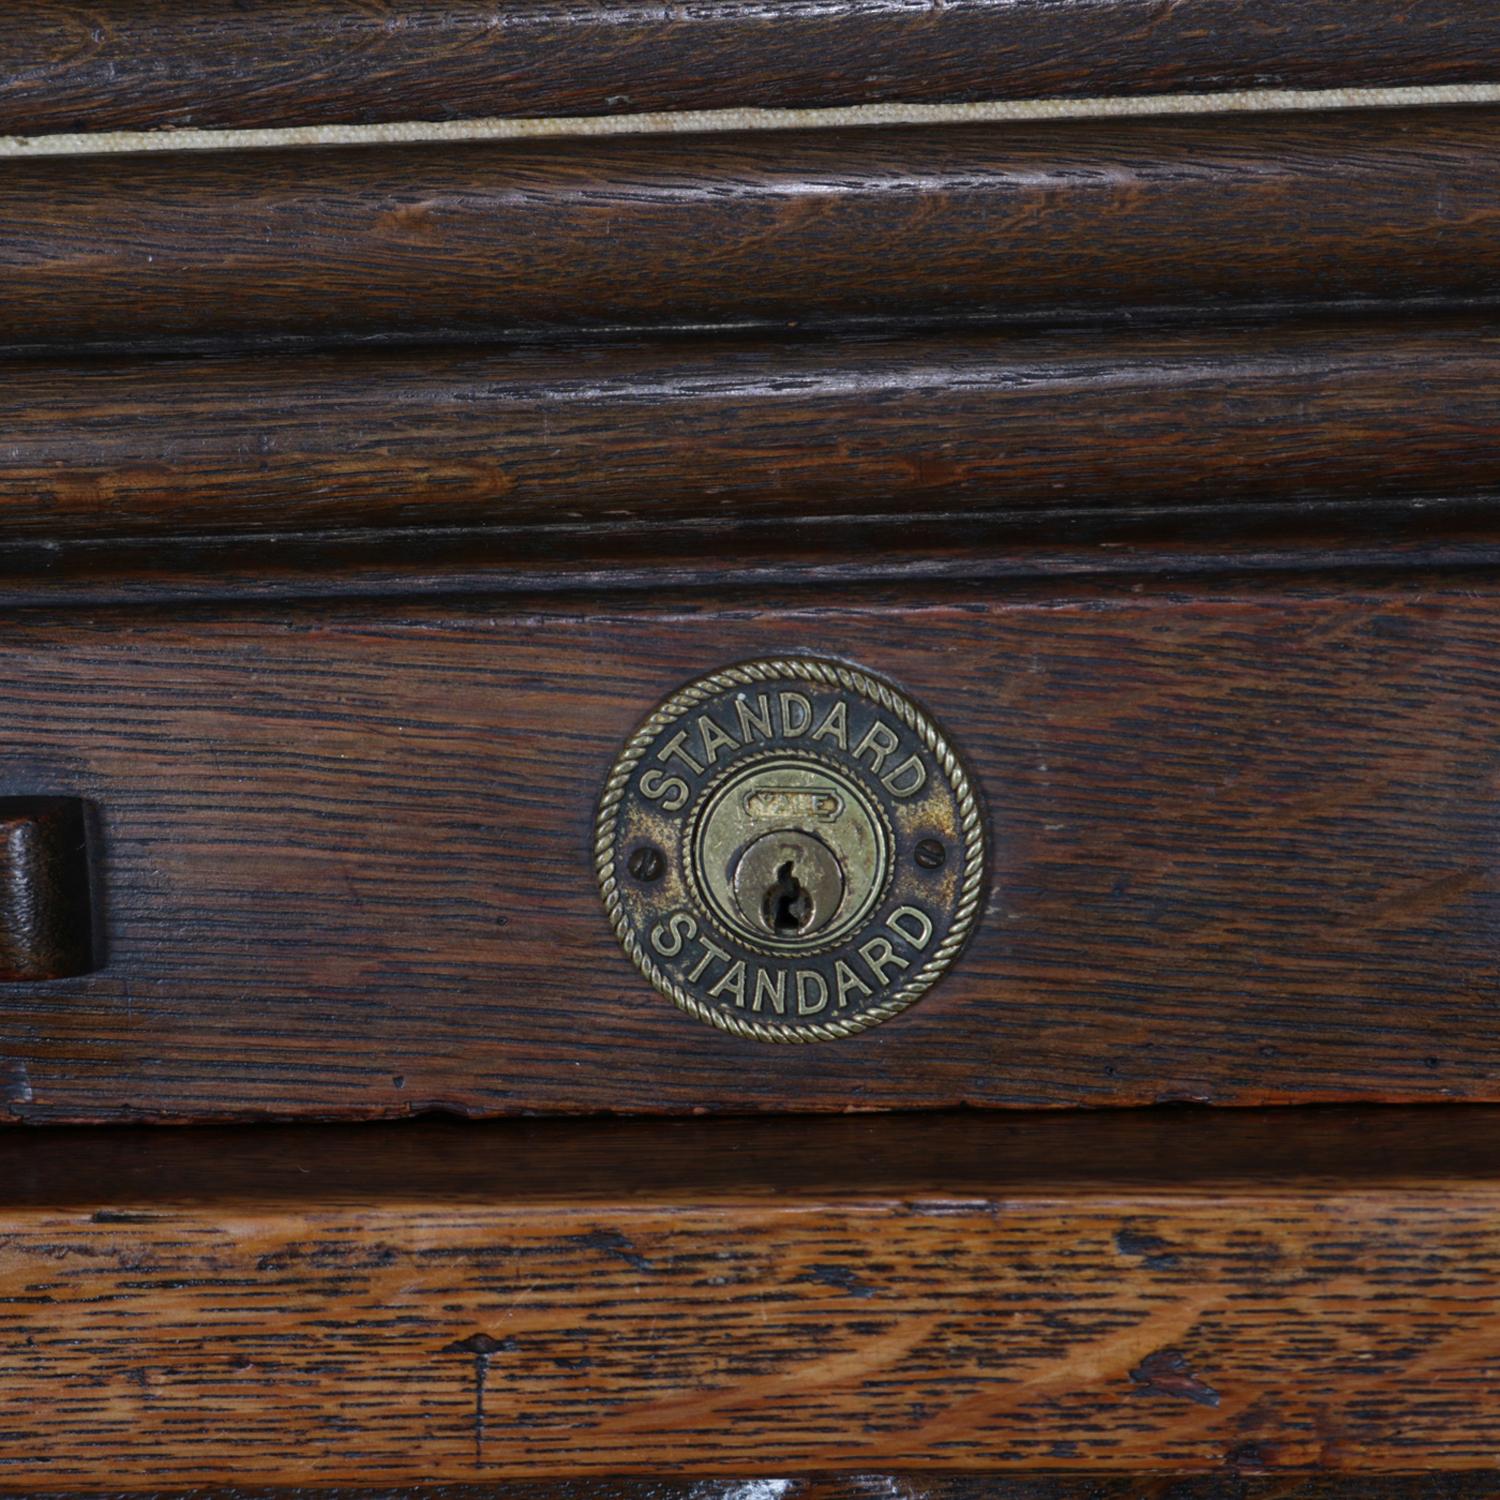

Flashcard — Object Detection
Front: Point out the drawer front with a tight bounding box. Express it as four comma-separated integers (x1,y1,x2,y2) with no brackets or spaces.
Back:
0,575,1494,1123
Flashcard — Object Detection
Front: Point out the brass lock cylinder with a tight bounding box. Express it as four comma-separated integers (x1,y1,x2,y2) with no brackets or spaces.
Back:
597,659,985,1043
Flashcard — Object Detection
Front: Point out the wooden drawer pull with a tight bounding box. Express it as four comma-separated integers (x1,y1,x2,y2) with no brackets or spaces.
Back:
0,797,97,982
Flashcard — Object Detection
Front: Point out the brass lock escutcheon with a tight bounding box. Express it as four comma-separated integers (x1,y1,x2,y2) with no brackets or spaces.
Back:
596,658,985,1042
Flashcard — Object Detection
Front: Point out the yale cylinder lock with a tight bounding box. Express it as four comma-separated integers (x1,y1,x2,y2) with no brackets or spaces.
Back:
596,659,984,1042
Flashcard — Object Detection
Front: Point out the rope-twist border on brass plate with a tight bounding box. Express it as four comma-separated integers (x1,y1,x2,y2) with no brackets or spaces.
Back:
595,657,985,1044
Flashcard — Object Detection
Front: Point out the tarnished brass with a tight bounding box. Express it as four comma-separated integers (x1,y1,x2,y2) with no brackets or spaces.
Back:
596,659,985,1043
730,828,845,940
696,758,886,950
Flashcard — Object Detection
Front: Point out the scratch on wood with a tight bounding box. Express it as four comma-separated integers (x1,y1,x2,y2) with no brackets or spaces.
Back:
443,1332,517,1463
2,1057,32,1110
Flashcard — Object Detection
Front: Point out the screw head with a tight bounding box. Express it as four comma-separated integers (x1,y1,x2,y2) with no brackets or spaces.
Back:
628,845,667,882
914,838,947,871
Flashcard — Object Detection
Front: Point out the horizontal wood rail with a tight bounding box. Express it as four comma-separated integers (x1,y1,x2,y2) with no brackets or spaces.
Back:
2,109,1498,351
1,319,1497,543
7,497,1500,610
3,576,1499,1122
4,1,1500,136
6,1482,1496,1500
4,1109,1500,1485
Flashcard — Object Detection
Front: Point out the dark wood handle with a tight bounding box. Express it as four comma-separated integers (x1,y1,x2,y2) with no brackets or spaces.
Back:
0,797,97,982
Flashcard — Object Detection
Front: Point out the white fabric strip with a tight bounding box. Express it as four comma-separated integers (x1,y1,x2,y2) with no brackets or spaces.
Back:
2,82,1499,158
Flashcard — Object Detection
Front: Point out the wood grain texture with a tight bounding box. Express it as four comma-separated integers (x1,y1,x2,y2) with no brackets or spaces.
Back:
4,109,1500,351
5,0,1500,134
6,1110,1500,1484
14,1483,1500,1500
7,495,1500,610
2,576,1500,1121
3,319,1499,541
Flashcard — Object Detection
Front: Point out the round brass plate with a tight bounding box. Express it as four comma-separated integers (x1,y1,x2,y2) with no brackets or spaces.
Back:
595,658,985,1043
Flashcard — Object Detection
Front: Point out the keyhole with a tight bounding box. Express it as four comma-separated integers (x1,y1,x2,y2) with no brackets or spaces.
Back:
730,829,845,942
764,859,813,934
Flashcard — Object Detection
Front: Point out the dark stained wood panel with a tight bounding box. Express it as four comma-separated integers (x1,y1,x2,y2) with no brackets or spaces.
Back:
10,1108,1500,1206
4,0,1499,134
2,320,1498,542
8,495,1500,611
2,576,1499,1123
4,110,1500,351
10,1483,1500,1500
6,1110,1500,1483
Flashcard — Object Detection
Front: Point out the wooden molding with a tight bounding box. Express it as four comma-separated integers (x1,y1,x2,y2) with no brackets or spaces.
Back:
1,320,1497,544
7,497,1500,609
3,1,1499,135
3,110,1499,351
